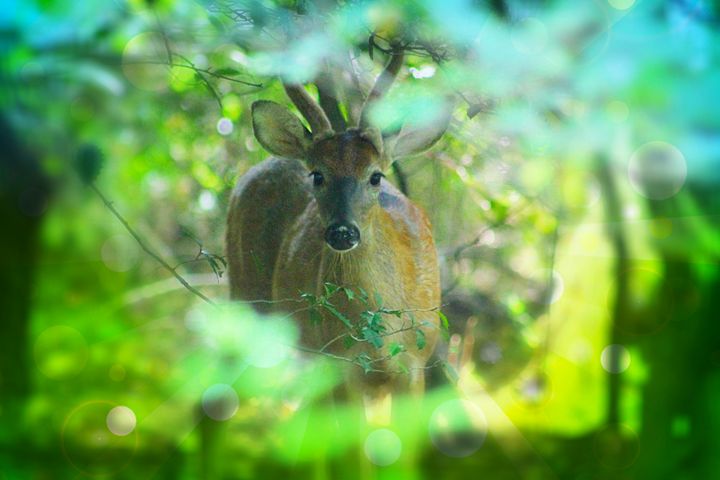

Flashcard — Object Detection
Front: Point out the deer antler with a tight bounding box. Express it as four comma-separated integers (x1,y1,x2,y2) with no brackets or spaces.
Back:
316,68,347,131
359,47,405,129
283,83,333,136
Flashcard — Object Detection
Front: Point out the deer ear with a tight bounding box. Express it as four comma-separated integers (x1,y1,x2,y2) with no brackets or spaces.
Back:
252,100,312,159
387,102,453,159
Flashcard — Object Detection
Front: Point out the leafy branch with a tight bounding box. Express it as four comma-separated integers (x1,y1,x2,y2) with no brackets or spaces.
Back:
299,281,449,374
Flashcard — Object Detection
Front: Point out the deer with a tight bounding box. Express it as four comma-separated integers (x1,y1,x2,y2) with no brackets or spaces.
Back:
226,51,451,422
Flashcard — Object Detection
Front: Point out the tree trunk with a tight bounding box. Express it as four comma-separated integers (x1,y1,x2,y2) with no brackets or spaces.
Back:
0,114,48,440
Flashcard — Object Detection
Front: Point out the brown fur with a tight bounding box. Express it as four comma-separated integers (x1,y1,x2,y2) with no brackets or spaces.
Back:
227,130,440,399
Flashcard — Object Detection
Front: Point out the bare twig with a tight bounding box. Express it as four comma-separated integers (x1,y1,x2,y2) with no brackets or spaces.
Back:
90,183,216,306
122,59,263,88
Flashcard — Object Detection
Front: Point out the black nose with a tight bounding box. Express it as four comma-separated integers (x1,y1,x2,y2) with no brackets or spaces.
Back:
325,223,360,251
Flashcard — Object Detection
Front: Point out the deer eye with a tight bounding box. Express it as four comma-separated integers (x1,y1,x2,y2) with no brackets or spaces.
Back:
370,172,384,186
310,171,324,187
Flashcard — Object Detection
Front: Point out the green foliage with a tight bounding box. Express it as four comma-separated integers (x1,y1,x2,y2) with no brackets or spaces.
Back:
301,282,438,367
4,0,720,478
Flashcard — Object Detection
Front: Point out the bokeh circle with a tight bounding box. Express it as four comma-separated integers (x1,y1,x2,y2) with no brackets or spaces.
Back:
61,401,138,477
628,141,686,200
364,428,402,466
201,384,239,421
429,399,487,457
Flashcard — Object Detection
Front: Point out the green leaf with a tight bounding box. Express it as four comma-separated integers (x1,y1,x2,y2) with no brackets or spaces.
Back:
439,310,449,331
342,287,355,302
322,304,352,329
374,291,383,307
300,292,317,305
415,328,426,350
323,282,339,297
396,362,409,375
214,67,240,76
360,311,375,324
389,342,404,357
356,353,372,374
362,327,383,348
365,312,384,330
357,287,369,304
438,311,450,340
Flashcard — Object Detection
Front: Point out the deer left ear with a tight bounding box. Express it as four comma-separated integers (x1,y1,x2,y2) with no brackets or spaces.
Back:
386,101,453,160
252,100,312,159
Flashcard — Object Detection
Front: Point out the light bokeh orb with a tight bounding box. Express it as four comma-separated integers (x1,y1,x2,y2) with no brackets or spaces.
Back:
628,141,686,200
429,399,487,457
245,317,297,368
61,401,137,476
201,384,239,421
216,117,234,136
600,344,631,374
606,100,629,123
106,406,136,436
364,428,402,466
185,306,208,332
122,32,170,92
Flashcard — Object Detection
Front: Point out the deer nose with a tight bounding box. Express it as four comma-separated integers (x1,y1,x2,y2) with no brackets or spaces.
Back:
325,223,360,251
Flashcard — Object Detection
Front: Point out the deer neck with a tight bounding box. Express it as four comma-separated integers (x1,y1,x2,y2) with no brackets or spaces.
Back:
319,207,387,293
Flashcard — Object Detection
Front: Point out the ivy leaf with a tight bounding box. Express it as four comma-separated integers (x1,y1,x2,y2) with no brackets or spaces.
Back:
360,311,375,325
389,342,404,357
323,304,352,329
214,67,240,76
356,353,373,374
438,310,449,331
324,282,339,297
365,312,384,331
300,292,317,305
362,327,383,348
415,328,426,350
374,292,383,308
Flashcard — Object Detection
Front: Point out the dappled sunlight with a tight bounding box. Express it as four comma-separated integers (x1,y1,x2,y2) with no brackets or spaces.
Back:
3,0,720,478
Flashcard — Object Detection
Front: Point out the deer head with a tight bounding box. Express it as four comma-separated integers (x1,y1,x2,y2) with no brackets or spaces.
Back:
250,52,451,252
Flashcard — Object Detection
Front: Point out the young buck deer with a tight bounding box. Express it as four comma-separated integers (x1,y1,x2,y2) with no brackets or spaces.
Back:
226,53,450,415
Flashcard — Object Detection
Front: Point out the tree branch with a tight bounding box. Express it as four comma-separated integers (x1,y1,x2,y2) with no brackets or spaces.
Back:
90,183,216,306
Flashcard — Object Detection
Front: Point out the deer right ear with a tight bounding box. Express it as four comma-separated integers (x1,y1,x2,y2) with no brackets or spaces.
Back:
252,101,312,159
